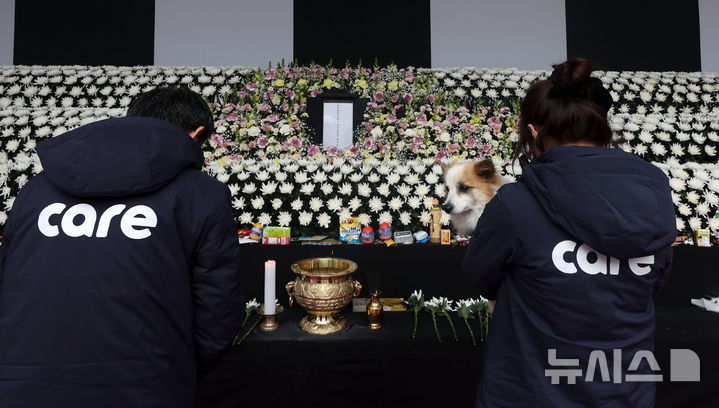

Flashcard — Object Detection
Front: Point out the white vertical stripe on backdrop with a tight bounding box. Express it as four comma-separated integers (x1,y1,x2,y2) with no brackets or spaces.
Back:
0,0,15,65
154,0,293,67
430,0,566,70
699,0,719,73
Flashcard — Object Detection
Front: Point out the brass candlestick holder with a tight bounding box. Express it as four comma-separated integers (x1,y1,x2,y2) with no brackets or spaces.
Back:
258,305,284,332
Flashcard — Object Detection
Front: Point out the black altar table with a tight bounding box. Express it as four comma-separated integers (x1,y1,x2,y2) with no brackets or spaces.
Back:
197,245,719,408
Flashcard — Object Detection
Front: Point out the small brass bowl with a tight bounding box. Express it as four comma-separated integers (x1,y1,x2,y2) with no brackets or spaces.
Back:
286,257,361,335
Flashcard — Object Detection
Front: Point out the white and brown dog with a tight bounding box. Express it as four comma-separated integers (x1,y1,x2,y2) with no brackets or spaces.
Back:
442,159,505,235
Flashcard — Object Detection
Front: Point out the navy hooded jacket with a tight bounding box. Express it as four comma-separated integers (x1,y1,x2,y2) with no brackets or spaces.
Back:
0,117,244,407
463,146,675,408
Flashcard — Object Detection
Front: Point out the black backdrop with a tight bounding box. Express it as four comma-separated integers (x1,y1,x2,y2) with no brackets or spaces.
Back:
13,0,155,66
565,0,701,71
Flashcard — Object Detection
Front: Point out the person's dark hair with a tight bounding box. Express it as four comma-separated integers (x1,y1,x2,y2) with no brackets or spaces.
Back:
513,58,613,165
126,86,214,145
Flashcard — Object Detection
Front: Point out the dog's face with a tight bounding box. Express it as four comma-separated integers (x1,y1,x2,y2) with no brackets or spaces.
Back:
442,159,504,235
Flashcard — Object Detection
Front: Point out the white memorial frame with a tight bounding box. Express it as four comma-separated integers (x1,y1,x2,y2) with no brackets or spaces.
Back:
322,100,354,150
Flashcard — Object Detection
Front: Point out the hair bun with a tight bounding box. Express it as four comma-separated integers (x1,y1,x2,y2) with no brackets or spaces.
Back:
548,58,612,114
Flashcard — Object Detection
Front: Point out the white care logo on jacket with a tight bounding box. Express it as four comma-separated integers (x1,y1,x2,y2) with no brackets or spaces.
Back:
552,240,654,276
37,202,158,239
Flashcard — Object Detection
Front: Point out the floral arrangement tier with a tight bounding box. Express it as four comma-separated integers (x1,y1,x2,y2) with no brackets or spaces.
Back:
1,64,719,237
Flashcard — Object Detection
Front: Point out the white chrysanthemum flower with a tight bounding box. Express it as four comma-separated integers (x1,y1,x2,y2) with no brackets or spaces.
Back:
675,217,685,231
708,180,719,193
300,183,316,195
357,183,371,197
368,197,384,213
687,145,701,155
258,213,272,226
425,173,440,184
271,198,283,210
251,197,265,209
294,171,309,183
376,183,390,196
397,184,412,196
338,208,352,222
688,178,705,190
377,164,392,175
705,145,717,156
650,143,666,155
235,171,250,181
291,198,303,211
399,211,412,225
669,178,686,192
638,131,653,143
279,182,293,194
704,192,719,207
366,172,380,183
329,172,343,183
686,191,700,204
388,197,403,211
260,181,277,195
670,144,684,156
338,183,352,195
298,211,313,226
239,212,253,225
349,197,362,211
415,184,431,196
340,164,354,175
688,217,702,231
434,184,447,198
242,183,257,194
320,183,333,195
378,211,392,225
357,213,371,226
384,173,399,185
317,212,331,228
677,203,692,216
349,173,363,182
313,171,327,183
405,173,420,185
255,170,270,181
327,197,343,212
696,202,710,216
232,197,245,210
406,195,422,209
309,197,323,212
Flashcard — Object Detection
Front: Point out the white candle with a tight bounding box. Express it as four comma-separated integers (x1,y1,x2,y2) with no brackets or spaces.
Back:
264,260,276,315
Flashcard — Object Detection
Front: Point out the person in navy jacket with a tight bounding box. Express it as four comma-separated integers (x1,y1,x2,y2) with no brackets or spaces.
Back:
463,59,675,408
0,87,244,407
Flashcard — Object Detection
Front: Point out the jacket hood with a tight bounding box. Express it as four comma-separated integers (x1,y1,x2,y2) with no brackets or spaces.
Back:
521,146,676,258
37,117,203,197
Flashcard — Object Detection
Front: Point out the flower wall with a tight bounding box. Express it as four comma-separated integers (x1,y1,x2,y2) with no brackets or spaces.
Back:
1,65,718,236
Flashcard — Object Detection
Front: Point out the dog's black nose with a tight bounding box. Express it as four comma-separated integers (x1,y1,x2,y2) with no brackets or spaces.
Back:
441,202,453,213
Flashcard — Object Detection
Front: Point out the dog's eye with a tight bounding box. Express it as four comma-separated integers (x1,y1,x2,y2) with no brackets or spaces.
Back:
458,183,470,193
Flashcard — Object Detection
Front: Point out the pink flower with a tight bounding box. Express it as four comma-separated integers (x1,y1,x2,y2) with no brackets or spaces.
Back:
364,122,373,131
405,73,415,82
227,112,238,121
349,145,359,155
264,70,276,79
427,94,435,103
386,114,396,123
390,95,399,103
263,91,274,100
416,114,427,123
307,145,320,155
267,114,279,122
412,136,424,145
448,143,460,153
466,136,477,148
261,124,274,132
374,92,384,101
239,103,252,111
280,104,289,111
258,103,271,112
363,138,375,150
448,115,459,125
239,119,248,127
403,93,413,103
246,82,257,91
285,90,296,99
291,137,303,148
435,151,447,161
249,141,257,148
258,137,268,148
311,90,321,97
399,122,409,130
237,91,247,99
326,146,338,156
291,121,301,130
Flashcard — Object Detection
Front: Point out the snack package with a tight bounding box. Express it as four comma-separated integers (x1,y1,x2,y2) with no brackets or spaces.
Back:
695,229,711,247
262,226,290,245
339,217,362,244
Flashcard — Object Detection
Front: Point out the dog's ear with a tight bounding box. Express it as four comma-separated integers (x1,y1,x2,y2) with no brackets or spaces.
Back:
474,159,496,179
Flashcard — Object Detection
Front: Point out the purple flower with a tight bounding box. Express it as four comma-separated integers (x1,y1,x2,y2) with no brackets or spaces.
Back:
267,114,279,123
246,82,257,91
237,91,248,99
390,95,399,103
403,93,413,103
263,91,274,100
349,145,359,155
374,92,384,101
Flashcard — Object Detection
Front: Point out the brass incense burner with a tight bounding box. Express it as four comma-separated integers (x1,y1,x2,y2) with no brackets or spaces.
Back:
286,257,361,335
